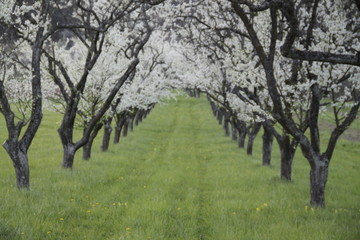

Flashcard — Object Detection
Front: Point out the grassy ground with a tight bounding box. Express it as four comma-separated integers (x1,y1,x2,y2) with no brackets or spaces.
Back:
0,95,359,240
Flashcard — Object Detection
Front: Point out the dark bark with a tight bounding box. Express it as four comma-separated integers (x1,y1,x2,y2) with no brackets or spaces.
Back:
129,114,135,132
122,117,129,137
82,140,92,160
231,120,238,141
82,123,103,160
3,143,30,188
217,110,224,125
134,110,143,126
101,117,113,152
309,154,329,207
13,152,30,189
113,113,126,144
247,123,261,155
62,143,76,168
143,111,148,119
223,119,230,137
113,125,122,143
237,120,247,148
279,134,296,181
209,100,217,117
262,124,273,166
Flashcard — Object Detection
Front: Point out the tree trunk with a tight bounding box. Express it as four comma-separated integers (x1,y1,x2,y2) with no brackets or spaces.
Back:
113,125,122,144
139,109,146,123
129,115,135,132
279,135,295,181
209,99,217,117
135,110,142,126
238,132,246,148
114,114,126,144
101,118,113,152
278,134,298,181
247,123,261,155
122,118,129,137
262,125,273,166
14,156,30,189
143,110,149,119
231,121,238,141
4,144,30,189
62,143,76,168
309,155,329,207
224,119,230,136
82,141,92,160
217,110,223,125
83,123,103,159
236,120,247,148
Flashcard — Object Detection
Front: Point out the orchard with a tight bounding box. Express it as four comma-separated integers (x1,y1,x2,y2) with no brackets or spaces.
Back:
0,0,359,239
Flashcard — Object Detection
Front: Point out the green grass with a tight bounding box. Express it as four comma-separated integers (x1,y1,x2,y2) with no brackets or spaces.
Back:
0,95,359,240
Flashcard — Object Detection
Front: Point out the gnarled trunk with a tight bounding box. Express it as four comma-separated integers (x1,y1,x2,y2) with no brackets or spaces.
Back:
275,133,299,181
231,121,238,141
113,125,122,144
217,110,223,125
129,115,135,132
101,118,112,152
82,141,92,160
114,114,126,144
83,123,103,160
238,132,246,148
62,143,76,168
262,125,273,166
4,143,30,189
279,135,295,181
236,120,247,148
247,123,261,155
223,120,230,136
14,155,29,189
122,118,129,137
135,110,143,126
310,155,329,207
223,112,231,137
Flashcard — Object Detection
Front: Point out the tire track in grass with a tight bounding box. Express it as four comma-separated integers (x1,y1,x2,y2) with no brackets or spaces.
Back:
151,97,213,239
188,99,212,240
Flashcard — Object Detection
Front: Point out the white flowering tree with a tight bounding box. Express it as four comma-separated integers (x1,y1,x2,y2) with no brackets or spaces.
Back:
0,1,57,188
111,39,176,146
43,0,168,168
228,0,360,207
174,0,306,181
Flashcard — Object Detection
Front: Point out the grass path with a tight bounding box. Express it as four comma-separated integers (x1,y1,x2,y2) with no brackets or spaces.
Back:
0,96,359,239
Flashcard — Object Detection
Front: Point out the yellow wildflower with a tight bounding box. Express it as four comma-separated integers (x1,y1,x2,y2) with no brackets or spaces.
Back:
256,208,261,211
59,218,64,221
